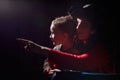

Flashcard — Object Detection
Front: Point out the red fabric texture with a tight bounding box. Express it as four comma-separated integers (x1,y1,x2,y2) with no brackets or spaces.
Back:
48,44,116,73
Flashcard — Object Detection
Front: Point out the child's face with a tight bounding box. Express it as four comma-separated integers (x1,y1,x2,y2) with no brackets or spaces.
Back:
76,18,93,41
50,26,65,46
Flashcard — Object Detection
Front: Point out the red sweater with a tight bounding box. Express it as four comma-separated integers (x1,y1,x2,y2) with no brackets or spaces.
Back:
48,44,116,73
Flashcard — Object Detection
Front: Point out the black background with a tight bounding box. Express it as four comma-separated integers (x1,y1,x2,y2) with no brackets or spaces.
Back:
0,0,119,79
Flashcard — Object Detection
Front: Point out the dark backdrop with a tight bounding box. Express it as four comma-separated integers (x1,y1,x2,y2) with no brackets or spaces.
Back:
0,0,119,79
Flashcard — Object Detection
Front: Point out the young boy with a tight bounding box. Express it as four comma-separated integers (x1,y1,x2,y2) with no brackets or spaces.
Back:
43,15,81,75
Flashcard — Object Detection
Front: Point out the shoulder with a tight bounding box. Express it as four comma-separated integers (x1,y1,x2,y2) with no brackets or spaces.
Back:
89,43,110,59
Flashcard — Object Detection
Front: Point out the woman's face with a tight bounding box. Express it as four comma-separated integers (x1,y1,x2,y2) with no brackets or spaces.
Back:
76,18,93,41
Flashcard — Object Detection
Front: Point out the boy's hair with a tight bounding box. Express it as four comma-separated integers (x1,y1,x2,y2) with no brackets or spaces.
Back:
51,15,77,39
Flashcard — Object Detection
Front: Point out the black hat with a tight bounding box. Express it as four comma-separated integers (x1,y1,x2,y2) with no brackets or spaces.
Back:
68,4,96,22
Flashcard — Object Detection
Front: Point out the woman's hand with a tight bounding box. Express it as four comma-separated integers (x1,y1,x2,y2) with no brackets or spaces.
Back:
16,38,50,54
